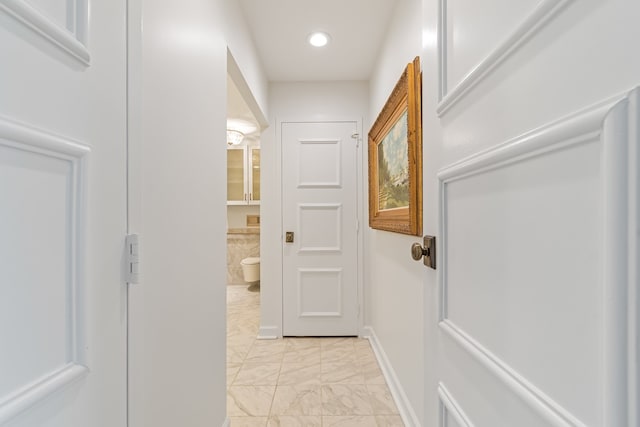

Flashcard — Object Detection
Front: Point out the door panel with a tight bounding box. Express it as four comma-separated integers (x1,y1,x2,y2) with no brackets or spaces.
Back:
425,0,640,425
444,0,538,92
435,83,637,427
298,203,342,252
298,268,343,317
438,111,609,425
297,139,342,187
443,139,601,416
0,0,127,425
282,122,358,336
0,127,89,421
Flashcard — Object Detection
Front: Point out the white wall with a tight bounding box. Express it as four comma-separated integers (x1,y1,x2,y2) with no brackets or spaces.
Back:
227,205,260,228
128,0,268,425
365,0,424,424
222,1,269,124
261,81,368,338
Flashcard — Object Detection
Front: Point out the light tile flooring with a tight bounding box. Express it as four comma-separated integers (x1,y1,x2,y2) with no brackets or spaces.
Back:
227,284,404,427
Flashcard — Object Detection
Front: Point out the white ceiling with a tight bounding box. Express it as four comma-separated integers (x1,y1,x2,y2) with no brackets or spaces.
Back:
238,0,399,82
227,0,399,140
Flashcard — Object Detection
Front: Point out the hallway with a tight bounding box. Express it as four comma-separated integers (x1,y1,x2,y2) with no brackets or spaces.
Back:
227,285,404,426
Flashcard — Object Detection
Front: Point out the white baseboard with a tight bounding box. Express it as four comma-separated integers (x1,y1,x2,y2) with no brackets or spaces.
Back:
363,326,421,427
221,417,230,427
257,325,279,340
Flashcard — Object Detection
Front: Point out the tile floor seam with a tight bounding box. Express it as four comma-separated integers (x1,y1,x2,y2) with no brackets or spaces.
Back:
227,284,403,426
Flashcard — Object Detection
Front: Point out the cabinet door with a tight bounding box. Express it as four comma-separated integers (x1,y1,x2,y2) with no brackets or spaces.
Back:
249,147,260,204
227,148,246,204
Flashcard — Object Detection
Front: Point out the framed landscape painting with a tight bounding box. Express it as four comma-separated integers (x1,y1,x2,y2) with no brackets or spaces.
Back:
368,56,422,236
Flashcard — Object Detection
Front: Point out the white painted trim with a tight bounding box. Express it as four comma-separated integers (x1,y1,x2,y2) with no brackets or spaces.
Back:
600,90,638,426
265,115,284,338
126,1,145,425
0,115,91,158
364,326,420,427
437,0,448,100
436,0,571,116
438,91,627,183
438,383,474,427
0,0,90,65
356,118,365,337
627,89,640,427
221,417,230,427
438,88,640,426
440,321,585,427
257,326,280,340
0,115,90,423
0,364,89,424
438,93,617,322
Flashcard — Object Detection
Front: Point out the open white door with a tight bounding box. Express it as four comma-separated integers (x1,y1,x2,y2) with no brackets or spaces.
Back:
0,1,127,426
282,121,359,336
422,0,640,425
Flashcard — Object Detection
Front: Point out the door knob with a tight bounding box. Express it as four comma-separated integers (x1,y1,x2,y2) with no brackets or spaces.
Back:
411,243,428,260
411,236,436,269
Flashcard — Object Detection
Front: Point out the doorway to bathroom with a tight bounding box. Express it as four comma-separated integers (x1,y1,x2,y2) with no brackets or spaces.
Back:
226,72,261,288
225,52,269,410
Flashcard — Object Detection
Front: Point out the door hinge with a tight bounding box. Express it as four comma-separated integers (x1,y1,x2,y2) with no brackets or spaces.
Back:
126,234,140,284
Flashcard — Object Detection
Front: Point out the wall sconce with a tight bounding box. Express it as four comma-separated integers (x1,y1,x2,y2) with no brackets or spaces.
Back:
227,129,245,146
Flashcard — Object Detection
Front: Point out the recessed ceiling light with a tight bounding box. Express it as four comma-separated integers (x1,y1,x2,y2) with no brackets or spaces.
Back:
308,32,330,47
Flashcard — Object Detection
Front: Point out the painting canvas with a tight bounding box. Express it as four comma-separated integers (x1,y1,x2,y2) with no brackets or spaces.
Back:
377,110,409,210
368,57,422,236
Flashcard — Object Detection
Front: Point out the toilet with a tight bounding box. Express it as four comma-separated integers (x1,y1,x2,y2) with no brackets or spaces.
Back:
240,257,260,283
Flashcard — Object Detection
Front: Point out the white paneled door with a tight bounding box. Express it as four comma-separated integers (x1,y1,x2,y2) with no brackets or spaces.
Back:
0,1,127,426
282,122,359,336
424,0,640,426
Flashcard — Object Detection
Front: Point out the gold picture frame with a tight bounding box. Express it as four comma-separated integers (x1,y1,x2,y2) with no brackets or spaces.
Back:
368,56,422,236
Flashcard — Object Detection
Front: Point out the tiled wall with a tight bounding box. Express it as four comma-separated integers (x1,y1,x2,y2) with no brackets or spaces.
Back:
227,229,259,284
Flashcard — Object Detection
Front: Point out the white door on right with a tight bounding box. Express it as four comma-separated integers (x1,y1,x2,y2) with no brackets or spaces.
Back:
423,0,640,426
282,121,359,336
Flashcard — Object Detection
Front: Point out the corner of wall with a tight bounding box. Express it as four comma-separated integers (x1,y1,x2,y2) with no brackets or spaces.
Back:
223,0,269,122
258,117,283,338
